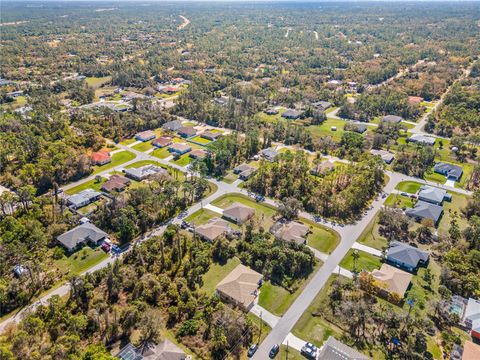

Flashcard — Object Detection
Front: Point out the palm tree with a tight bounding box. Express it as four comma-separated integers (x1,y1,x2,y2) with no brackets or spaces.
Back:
352,250,360,273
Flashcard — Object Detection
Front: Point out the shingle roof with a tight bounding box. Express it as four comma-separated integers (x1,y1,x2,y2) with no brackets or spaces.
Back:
233,164,254,173
136,130,156,141
386,241,429,269
124,165,168,180
370,263,413,297
162,120,182,131
405,200,443,224
57,223,107,250
152,137,173,148
223,203,255,223
273,221,309,245
418,185,447,204
318,336,369,360
178,126,196,136
281,109,302,119
382,115,403,123
196,218,231,241
67,189,101,207
116,340,186,360
408,134,436,146
101,174,130,193
216,264,263,309
260,148,278,159
434,162,463,180
370,149,394,163
189,149,208,159
168,143,191,152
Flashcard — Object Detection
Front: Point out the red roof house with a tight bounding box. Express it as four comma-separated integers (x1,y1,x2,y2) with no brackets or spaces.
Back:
91,152,112,165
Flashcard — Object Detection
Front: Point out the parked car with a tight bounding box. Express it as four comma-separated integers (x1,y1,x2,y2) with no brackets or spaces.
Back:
300,346,316,359
269,344,279,358
111,244,121,253
101,243,111,252
305,343,317,352
247,344,258,357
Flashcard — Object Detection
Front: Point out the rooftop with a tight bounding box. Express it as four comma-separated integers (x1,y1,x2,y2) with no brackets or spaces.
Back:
223,202,255,223
196,218,231,241
418,185,448,204
216,264,263,309
318,336,369,360
57,223,107,250
405,200,443,224
386,241,429,269
370,263,413,298
272,221,309,245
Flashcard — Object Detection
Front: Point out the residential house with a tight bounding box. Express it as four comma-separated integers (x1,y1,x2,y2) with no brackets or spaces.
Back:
434,162,463,182
312,101,332,111
159,86,178,94
462,341,480,360
386,241,430,273
408,96,424,105
196,218,231,242
405,200,443,225
264,108,279,115
350,123,367,134
366,263,413,300
189,149,208,160
91,151,112,166
272,221,310,245
239,168,255,180
57,223,108,251
124,165,168,181
407,134,436,146
463,298,480,341
222,203,255,224
382,115,403,124
216,264,263,311
233,164,255,175
101,174,131,193
152,136,173,148
135,130,156,142
260,148,278,162
370,149,395,164
162,120,182,132
116,340,187,360
201,130,222,141
67,189,102,209
177,126,197,138
317,336,369,360
281,109,303,120
417,185,451,205
168,143,192,155
311,160,335,176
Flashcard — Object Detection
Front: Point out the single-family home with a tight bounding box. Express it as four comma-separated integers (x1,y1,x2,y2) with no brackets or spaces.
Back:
317,336,369,360
159,86,178,94
312,101,332,111
124,165,168,181
408,96,423,105
407,134,436,146
382,115,403,124
67,189,102,209
216,264,263,311
201,130,222,141
311,160,335,176
239,168,255,180
91,151,112,166
366,263,413,300
196,218,231,242
168,142,192,155
370,149,395,164
405,200,443,225
177,126,197,138
264,108,279,115
101,174,131,193
272,221,310,245
260,148,278,162
386,241,430,273
233,164,255,175
463,298,480,341
116,340,187,360
462,341,480,360
281,109,303,120
189,149,208,160
162,120,182,132
350,123,367,134
57,223,108,252
222,203,255,224
417,185,451,205
135,130,156,142
434,162,463,182
152,136,173,148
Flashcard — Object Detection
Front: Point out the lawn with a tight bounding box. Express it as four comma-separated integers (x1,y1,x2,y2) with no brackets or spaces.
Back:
385,193,415,209
279,346,304,360
189,135,211,145
395,181,422,194
185,209,220,225
54,246,108,277
255,107,287,123
152,147,172,159
92,151,136,174
424,170,447,184
339,249,382,273
307,118,347,142
200,257,241,295
170,154,191,167
247,313,272,352
119,138,137,146
85,76,112,89
357,215,388,250
304,218,340,254
65,177,107,195
221,171,238,184
438,192,469,236
132,140,153,152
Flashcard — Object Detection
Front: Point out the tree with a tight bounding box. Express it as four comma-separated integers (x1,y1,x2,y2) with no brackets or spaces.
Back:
137,310,163,350
278,197,303,220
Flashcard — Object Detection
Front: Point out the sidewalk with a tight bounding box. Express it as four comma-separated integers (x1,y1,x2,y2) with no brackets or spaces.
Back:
249,303,280,328
352,242,382,257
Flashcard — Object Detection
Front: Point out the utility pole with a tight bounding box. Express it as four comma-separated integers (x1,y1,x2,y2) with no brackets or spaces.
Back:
259,311,262,343
286,341,289,360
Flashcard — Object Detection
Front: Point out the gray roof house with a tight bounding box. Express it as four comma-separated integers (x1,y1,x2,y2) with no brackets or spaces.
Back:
124,165,168,181
312,101,332,111
233,164,255,175
281,109,303,120
370,149,395,164
318,336,369,360
162,120,182,132
407,134,436,146
57,223,108,251
434,162,463,181
386,241,430,273
418,185,451,205
67,189,102,209
116,340,187,360
382,115,403,124
260,148,278,162
405,200,443,225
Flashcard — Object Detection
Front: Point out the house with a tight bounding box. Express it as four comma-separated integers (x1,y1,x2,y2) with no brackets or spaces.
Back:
350,123,367,134
124,165,168,181
311,160,335,176
417,185,451,205
135,130,156,142
367,263,413,299
462,341,480,360
57,223,108,251
272,221,310,245
239,168,255,180
189,149,208,160
407,134,436,146
281,109,303,120
196,218,231,242
116,340,187,360
168,142,192,155
91,151,112,166
201,130,222,141
463,298,480,341
382,115,403,124
370,149,395,164
260,148,278,162
317,336,369,360
67,189,102,209
223,203,255,224
264,108,279,115
216,264,263,311
405,201,443,225
434,162,463,182
101,174,131,193
177,126,197,138
152,136,173,148
408,96,423,105
159,86,178,94
386,241,429,273
312,101,332,111
162,120,182,132
233,164,255,175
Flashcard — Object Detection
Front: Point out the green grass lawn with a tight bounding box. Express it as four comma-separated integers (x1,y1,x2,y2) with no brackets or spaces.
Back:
255,108,287,123
339,249,382,273
54,246,108,277
152,147,172,159
395,181,422,194
438,192,469,236
279,346,304,360
119,138,137,146
357,215,388,250
92,151,136,174
307,118,347,142
65,177,107,195
385,193,415,208
182,121,196,127
221,171,238,184
304,218,340,254
185,209,220,225
170,154,192,167
85,76,112,89
189,135,211,145
424,170,447,184
132,140,153,152
200,257,241,295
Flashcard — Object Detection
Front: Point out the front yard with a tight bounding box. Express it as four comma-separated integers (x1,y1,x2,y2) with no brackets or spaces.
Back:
92,150,136,174
339,249,382,273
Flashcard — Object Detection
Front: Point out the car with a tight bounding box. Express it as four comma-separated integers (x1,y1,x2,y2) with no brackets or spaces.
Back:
111,244,121,253
269,344,279,358
101,243,111,252
400,192,408,196
300,346,316,359
247,344,258,357
305,342,317,352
